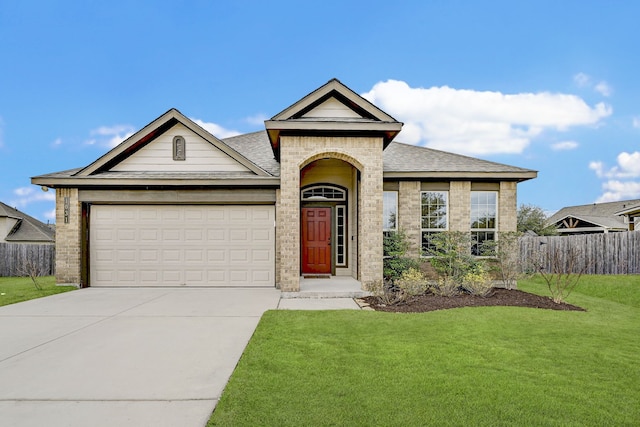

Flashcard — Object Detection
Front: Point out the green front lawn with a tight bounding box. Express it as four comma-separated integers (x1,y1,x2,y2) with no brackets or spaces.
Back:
209,275,640,426
0,276,76,307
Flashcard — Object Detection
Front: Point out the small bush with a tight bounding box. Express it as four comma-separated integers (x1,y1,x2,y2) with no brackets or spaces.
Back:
461,271,494,297
369,280,403,306
396,268,429,298
383,230,421,284
429,276,462,297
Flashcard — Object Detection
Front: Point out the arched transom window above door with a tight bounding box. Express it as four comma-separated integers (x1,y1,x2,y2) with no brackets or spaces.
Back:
301,185,346,201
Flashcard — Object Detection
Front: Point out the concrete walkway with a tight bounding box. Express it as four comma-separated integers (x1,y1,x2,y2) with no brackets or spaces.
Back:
0,288,361,427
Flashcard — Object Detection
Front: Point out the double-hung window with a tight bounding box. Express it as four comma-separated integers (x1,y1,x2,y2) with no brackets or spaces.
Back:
470,191,497,256
421,191,448,256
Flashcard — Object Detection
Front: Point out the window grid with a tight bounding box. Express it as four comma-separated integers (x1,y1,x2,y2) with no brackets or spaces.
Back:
336,205,346,266
421,191,448,256
470,191,498,256
301,186,346,201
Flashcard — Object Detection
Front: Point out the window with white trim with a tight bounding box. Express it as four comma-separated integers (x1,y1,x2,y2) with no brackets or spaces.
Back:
470,191,497,256
302,186,346,201
421,191,448,256
335,205,347,266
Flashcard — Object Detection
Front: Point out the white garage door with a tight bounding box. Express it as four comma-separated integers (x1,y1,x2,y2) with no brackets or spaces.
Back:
90,205,275,287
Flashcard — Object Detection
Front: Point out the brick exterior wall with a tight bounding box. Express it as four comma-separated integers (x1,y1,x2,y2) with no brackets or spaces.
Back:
449,181,472,232
278,135,384,291
499,181,518,232
398,181,421,257
55,188,82,285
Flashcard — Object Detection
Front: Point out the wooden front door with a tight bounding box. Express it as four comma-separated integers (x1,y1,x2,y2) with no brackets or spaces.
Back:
301,207,331,274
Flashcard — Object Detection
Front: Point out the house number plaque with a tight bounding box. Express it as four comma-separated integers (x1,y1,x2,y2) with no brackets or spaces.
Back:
64,196,70,223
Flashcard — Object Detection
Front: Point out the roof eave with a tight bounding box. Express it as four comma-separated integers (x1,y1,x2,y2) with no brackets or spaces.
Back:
383,171,538,181
31,176,281,188
265,120,403,159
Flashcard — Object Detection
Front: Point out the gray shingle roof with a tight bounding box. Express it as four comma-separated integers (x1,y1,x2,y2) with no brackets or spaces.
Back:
34,131,536,183
382,141,534,174
548,199,640,229
0,202,55,243
222,131,281,176
223,131,535,177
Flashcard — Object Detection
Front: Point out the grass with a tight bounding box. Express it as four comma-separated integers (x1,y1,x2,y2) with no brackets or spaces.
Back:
0,276,76,307
209,275,640,426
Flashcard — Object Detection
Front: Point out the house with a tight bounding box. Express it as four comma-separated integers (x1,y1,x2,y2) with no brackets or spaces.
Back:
547,198,640,235
0,201,55,244
32,79,536,290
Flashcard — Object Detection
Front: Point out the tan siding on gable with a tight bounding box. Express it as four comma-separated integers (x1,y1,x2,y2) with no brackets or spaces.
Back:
301,97,363,119
110,123,251,172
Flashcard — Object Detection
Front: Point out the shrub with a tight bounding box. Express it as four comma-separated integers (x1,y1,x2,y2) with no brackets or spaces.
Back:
531,245,588,303
383,229,421,284
461,270,494,297
429,276,461,297
482,231,522,290
428,231,487,284
369,280,403,306
396,268,429,298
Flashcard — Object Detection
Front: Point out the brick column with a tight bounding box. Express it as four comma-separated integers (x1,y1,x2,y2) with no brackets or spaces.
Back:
55,188,82,285
278,140,301,292
358,162,384,289
449,181,471,231
499,181,517,232
398,181,421,257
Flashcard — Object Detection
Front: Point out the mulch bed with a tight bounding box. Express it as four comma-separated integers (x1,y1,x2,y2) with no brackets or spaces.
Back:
361,288,586,313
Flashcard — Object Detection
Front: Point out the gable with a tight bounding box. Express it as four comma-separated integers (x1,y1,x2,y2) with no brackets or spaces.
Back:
110,123,251,173
73,109,271,178
300,97,364,119
265,79,403,159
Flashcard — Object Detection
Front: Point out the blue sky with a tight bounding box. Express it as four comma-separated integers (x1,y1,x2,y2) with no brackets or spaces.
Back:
1,0,639,222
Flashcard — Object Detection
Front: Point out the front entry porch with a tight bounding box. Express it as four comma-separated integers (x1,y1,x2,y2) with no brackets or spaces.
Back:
280,276,371,299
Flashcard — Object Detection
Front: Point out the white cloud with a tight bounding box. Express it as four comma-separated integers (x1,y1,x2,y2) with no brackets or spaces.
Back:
86,124,136,148
10,186,55,209
245,114,269,126
51,137,63,148
573,72,612,97
191,118,241,138
594,81,612,97
573,72,591,87
633,117,640,128
596,180,640,203
551,140,579,151
590,151,640,179
361,79,612,155
591,151,640,202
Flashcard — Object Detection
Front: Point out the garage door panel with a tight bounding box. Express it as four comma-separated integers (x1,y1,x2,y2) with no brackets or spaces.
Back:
90,205,274,287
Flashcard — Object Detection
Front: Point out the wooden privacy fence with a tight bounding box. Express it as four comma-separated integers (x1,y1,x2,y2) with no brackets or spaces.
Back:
519,231,640,275
0,243,55,277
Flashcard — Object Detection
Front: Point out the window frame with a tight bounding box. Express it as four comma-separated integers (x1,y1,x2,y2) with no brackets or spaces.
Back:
382,191,398,232
421,190,449,257
470,190,498,256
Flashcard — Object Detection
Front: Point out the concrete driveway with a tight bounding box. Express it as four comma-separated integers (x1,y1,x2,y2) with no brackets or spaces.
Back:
0,287,281,427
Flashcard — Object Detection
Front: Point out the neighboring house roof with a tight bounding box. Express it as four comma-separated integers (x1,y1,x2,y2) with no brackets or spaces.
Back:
0,202,55,243
548,199,640,233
